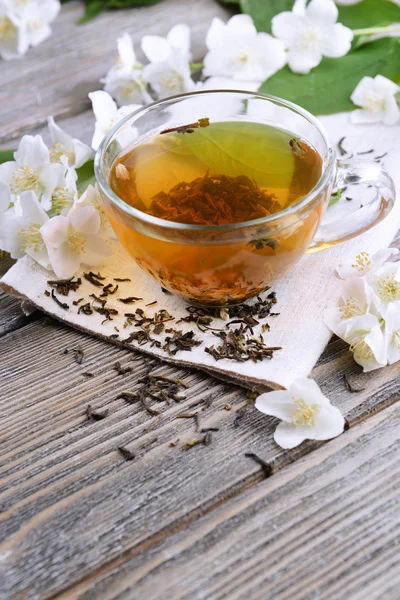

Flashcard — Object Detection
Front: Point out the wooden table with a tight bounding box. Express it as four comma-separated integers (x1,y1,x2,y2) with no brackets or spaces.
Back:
1,1,400,598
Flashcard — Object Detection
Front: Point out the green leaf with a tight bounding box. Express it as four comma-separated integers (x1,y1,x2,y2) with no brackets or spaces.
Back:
259,37,400,115
338,0,400,30
240,0,293,33
78,0,162,23
76,159,96,196
0,149,15,164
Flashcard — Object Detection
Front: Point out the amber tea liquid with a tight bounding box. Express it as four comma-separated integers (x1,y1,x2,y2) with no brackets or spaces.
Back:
107,120,324,305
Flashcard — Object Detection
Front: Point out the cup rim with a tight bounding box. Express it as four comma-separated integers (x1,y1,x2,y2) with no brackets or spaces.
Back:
94,89,336,232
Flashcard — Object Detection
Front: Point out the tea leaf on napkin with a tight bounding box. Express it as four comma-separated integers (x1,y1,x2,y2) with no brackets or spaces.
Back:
260,37,400,115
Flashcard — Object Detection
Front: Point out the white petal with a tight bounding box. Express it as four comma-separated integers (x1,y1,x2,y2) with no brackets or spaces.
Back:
290,378,331,408
69,205,100,235
287,47,322,74
117,33,136,70
14,135,49,169
89,91,117,128
226,14,257,38
0,161,17,187
40,163,66,199
19,190,48,225
385,302,400,365
205,17,226,50
47,116,74,151
203,49,232,78
350,76,374,107
91,123,107,151
202,77,261,92
374,75,400,96
37,0,60,24
307,0,338,24
0,181,11,212
272,12,305,45
167,23,191,56
382,94,400,126
41,215,69,249
314,405,345,440
322,23,353,57
371,247,399,270
274,422,307,449
292,0,307,16
141,35,171,63
255,390,296,422
47,243,81,279
72,139,93,169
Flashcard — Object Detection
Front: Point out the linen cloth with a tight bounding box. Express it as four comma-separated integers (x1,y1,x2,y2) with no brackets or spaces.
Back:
1,113,399,389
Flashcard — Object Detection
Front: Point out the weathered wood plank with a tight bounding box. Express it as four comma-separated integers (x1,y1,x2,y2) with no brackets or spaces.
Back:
57,402,400,600
0,312,399,599
0,0,231,143
0,289,34,337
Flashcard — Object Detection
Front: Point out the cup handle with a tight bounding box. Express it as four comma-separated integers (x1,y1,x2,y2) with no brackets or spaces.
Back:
309,159,396,252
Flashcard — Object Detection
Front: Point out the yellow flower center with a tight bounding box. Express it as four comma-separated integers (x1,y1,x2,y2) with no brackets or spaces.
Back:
349,331,373,360
10,166,41,195
27,19,43,31
68,230,86,253
392,330,400,350
19,225,44,253
0,16,15,40
164,70,184,90
375,275,400,302
291,398,320,427
351,251,371,273
120,77,143,99
49,142,74,164
237,51,249,65
51,187,75,214
339,296,366,320
364,92,385,115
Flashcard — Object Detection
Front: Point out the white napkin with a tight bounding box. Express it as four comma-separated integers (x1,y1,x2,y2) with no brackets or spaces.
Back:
2,113,400,389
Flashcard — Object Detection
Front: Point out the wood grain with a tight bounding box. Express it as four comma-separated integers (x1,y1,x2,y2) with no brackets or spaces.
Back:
0,0,232,143
0,311,399,599
58,402,400,600
1,0,400,597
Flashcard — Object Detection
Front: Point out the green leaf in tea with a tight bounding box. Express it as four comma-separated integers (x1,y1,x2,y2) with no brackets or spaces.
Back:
260,37,400,115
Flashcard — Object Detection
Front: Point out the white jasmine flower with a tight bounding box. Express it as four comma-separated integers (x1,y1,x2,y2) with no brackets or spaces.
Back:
40,205,112,279
143,50,196,99
204,15,286,82
47,116,92,168
385,303,400,365
337,248,399,280
49,156,77,216
0,190,50,267
19,0,59,47
350,75,400,125
141,23,191,62
102,33,151,106
324,276,375,338
368,260,400,314
255,378,345,449
0,135,65,211
272,0,353,74
0,1,28,60
89,90,141,151
73,183,110,235
342,313,387,371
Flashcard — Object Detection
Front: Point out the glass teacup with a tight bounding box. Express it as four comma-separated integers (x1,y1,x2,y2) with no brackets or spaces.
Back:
95,90,395,306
